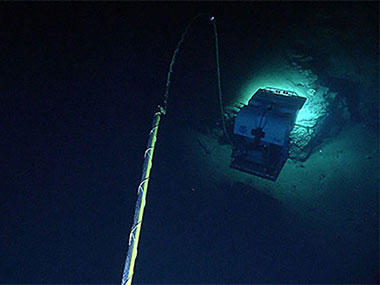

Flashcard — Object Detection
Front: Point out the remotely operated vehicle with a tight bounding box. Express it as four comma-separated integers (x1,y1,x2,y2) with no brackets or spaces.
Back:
230,87,306,181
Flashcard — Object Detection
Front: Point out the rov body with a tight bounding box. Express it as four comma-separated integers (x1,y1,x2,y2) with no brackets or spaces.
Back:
230,87,306,181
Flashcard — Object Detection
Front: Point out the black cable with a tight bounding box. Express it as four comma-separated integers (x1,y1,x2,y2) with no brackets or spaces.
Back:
211,16,232,145
161,14,232,145
162,13,204,113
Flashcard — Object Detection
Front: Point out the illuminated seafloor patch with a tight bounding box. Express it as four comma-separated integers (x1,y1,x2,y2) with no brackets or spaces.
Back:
229,54,350,161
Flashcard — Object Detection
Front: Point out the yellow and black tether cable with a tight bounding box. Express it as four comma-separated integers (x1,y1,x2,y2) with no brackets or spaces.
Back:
121,14,228,285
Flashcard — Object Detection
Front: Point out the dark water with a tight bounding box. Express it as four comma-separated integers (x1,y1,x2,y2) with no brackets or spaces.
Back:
1,2,378,284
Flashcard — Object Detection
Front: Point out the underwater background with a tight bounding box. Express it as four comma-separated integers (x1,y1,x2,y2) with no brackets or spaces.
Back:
1,2,378,284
